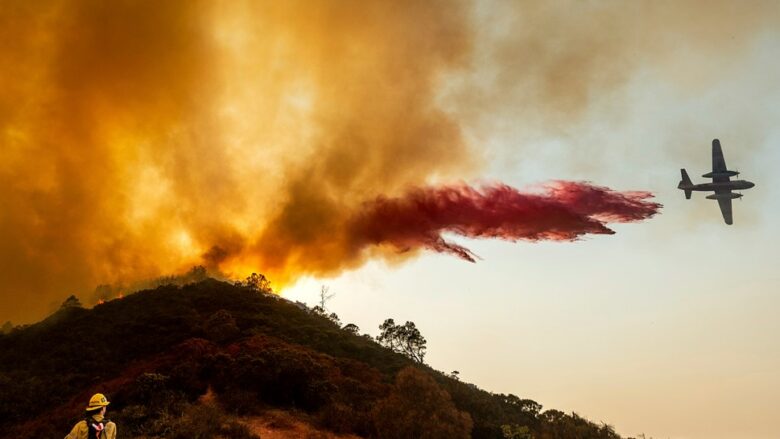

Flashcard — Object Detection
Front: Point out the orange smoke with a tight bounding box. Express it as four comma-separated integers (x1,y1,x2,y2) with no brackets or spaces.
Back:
0,0,473,322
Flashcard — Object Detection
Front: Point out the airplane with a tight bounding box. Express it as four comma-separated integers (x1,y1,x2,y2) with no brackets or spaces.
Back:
678,139,755,225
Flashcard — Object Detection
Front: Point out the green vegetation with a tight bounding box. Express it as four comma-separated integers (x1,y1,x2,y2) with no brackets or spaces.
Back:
0,278,626,438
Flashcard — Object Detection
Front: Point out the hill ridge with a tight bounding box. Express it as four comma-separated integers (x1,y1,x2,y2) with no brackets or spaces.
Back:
0,279,627,438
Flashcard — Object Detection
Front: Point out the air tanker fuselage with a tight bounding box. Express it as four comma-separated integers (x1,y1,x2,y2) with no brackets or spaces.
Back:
684,179,755,192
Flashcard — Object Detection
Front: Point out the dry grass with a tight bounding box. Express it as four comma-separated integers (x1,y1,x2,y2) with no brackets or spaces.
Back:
241,409,363,439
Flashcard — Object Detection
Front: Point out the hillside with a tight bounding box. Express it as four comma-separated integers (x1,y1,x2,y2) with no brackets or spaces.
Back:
0,279,626,438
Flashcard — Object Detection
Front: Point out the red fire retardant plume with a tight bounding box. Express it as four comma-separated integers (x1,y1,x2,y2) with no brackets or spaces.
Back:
351,181,662,262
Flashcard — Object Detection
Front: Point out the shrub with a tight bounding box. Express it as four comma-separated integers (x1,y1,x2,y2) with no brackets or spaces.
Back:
372,367,472,439
171,403,259,439
203,310,240,343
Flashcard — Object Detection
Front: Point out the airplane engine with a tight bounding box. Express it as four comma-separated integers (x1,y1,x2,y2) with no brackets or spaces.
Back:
706,193,742,200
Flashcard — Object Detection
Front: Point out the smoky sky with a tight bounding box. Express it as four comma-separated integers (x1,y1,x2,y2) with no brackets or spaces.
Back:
0,0,474,321
0,0,776,322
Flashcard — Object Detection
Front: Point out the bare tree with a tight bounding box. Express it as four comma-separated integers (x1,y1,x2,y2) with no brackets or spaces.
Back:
318,285,335,311
310,285,340,325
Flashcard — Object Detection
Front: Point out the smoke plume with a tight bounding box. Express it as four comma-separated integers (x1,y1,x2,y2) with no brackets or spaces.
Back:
0,0,474,321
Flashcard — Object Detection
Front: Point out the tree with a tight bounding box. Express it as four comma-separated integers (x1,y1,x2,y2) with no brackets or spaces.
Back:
372,366,472,439
183,265,208,283
377,319,401,351
238,273,271,293
500,393,542,416
342,323,360,335
539,410,621,439
311,306,340,326
203,310,240,343
308,285,341,325
60,295,82,309
318,285,335,310
501,424,533,439
1,321,12,335
376,319,427,363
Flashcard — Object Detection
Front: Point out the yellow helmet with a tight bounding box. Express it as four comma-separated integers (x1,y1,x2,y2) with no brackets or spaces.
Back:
86,393,110,411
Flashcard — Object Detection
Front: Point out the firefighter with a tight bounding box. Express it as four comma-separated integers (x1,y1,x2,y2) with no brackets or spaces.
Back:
64,393,116,439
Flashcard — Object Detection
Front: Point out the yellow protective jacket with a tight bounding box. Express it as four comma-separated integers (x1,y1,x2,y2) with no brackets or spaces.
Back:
64,414,116,439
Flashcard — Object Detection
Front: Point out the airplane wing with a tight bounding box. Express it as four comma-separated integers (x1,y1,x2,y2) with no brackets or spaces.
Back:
712,139,730,183
717,196,733,225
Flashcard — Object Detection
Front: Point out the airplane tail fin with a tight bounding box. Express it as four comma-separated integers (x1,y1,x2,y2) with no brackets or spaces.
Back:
679,169,693,199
